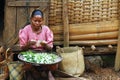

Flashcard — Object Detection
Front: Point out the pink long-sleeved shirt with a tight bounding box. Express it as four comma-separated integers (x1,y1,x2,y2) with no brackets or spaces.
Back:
19,24,53,50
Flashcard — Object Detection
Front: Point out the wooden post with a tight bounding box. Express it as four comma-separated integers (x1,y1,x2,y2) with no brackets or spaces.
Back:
62,0,69,47
3,0,16,46
115,26,120,71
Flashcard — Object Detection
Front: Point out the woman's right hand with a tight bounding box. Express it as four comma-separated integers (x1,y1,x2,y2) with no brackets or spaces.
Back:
27,40,36,46
21,40,36,50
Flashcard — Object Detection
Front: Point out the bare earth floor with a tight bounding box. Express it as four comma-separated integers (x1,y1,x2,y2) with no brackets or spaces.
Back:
82,67,120,80
54,67,120,80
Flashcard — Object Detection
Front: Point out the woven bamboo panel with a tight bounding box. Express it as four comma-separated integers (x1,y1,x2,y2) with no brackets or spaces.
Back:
49,0,119,25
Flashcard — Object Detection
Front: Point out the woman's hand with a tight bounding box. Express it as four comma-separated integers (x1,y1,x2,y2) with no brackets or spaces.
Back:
40,41,52,51
21,40,36,50
40,41,47,47
28,40,36,46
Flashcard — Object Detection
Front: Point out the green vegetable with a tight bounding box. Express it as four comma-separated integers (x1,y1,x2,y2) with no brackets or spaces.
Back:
20,51,59,64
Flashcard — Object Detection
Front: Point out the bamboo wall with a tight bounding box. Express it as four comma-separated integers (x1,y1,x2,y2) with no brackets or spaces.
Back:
49,0,120,46
3,0,120,46
49,0,119,25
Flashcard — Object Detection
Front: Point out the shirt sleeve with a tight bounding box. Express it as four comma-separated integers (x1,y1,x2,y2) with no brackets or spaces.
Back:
46,28,54,48
19,28,28,48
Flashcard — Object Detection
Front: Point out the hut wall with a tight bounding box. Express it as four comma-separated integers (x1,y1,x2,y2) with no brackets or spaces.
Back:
0,0,5,41
3,0,49,47
3,0,120,46
49,0,120,46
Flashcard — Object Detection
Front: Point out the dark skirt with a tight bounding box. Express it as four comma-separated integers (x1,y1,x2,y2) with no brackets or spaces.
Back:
24,63,57,80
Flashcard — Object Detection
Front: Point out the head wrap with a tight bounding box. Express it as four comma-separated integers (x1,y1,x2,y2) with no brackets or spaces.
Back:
31,9,43,18
34,10,43,17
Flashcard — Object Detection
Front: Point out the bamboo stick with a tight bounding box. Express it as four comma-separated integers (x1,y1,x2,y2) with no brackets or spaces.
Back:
70,31,118,40
115,17,120,71
54,31,118,41
50,20,119,35
71,39,117,46
62,0,69,47
54,39,117,46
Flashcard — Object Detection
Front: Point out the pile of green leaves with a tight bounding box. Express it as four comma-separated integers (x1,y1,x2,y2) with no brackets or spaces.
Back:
20,51,59,64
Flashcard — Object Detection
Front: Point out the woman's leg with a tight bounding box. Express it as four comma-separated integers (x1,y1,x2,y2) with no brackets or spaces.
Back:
48,71,55,80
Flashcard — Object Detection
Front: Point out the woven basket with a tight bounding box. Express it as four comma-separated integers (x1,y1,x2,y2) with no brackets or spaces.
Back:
0,48,13,80
49,0,119,25
7,61,24,80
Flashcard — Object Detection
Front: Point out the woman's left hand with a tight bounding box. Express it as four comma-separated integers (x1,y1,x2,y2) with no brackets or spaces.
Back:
40,41,47,47
40,41,52,51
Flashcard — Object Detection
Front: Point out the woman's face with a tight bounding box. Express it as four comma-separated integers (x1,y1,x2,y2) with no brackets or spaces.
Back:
31,15,43,30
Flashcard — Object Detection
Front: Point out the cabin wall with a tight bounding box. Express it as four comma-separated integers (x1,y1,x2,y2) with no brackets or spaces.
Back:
3,0,49,47
3,0,120,47
2,0,120,71
48,0,120,46
0,0,5,41
49,0,120,25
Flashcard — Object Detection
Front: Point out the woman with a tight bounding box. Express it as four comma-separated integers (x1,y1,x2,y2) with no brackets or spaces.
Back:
19,9,53,51
19,9,55,80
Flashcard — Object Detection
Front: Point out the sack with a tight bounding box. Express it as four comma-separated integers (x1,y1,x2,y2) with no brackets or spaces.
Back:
56,46,85,77
7,61,24,80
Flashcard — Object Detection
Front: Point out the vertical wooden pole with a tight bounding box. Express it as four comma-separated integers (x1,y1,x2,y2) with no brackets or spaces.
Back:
3,0,16,46
114,1,120,71
62,0,69,47
115,26,120,71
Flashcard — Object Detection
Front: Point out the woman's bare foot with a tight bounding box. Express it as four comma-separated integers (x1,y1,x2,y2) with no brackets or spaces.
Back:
48,71,55,80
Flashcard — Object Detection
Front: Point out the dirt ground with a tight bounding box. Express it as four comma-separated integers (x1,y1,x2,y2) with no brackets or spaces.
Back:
82,67,120,80
54,67,120,80
81,56,120,80
54,55,120,80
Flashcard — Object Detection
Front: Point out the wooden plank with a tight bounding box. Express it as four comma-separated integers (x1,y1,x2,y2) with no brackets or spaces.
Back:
11,44,116,56
8,1,49,7
3,0,16,46
50,20,119,35
54,31,118,41
42,6,49,25
7,36,19,47
83,46,116,55
54,70,75,78
115,24,120,71
55,77,90,80
17,7,28,30
54,39,117,46
11,4,30,46
62,0,69,47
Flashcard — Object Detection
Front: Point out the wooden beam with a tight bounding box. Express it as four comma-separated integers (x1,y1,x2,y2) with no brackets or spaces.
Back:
55,77,91,80
8,1,49,7
54,70,75,78
50,20,119,35
83,46,116,55
62,0,69,47
115,26,120,71
11,44,116,56
3,0,16,46
53,39,117,46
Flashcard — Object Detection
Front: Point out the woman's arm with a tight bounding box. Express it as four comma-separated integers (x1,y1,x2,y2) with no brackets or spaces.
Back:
43,26,54,51
40,41,52,51
19,26,36,50
21,41,36,50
